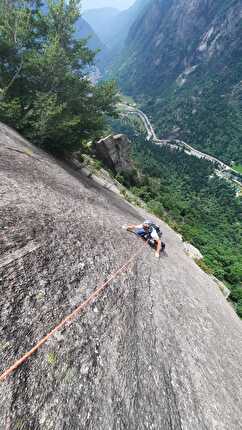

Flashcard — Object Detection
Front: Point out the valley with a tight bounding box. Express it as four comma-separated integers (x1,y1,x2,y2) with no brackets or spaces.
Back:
119,101,242,190
112,0,242,165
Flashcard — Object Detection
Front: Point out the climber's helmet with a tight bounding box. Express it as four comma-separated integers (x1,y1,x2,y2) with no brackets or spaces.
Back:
143,220,153,230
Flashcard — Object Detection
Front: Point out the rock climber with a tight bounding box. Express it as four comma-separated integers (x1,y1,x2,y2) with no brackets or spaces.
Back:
126,220,165,258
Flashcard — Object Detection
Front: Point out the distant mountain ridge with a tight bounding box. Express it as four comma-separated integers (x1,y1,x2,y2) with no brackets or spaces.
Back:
82,0,135,10
116,0,242,163
83,0,150,51
75,16,110,71
40,1,110,72
83,7,120,46
83,7,120,47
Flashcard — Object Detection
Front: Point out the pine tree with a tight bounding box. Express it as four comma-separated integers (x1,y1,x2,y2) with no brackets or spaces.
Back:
0,0,118,153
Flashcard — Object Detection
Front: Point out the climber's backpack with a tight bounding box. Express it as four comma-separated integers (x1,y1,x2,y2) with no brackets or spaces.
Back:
148,223,162,239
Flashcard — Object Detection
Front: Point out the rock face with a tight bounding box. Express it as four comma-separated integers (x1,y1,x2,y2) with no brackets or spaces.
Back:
0,123,242,429
116,0,242,162
121,0,242,93
184,242,203,261
93,134,133,173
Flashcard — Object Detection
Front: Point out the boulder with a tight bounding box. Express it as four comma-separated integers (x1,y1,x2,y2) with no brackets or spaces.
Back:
184,242,203,260
93,134,133,173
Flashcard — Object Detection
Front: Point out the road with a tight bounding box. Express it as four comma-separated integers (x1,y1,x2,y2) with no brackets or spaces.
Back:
121,104,242,187
1,122,242,429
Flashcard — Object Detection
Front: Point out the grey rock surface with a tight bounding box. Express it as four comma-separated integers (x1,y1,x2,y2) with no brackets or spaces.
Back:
0,123,242,429
183,242,203,261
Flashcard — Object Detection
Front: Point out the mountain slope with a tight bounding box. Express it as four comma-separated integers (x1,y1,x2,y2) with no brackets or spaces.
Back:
83,7,120,46
84,0,150,51
117,0,242,163
82,0,135,10
0,123,242,429
41,2,110,72
75,16,106,52
75,16,110,71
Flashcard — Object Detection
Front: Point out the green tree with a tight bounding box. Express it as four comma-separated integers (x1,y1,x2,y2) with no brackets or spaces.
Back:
0,0,118,153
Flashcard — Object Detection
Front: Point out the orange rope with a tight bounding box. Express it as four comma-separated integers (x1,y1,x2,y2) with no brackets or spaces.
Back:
0,245,145,382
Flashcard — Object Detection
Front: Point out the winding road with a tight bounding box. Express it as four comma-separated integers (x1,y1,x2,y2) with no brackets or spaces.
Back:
121,103,242,188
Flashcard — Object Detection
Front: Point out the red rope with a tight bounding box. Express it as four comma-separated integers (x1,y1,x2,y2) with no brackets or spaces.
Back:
0,245,145,382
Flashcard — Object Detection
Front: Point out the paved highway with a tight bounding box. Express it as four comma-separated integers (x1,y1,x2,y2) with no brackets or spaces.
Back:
121,104,242,187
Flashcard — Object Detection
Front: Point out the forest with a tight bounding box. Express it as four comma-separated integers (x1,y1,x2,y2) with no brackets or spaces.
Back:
140,62,242,164
110,118,242,318
0,0,118,154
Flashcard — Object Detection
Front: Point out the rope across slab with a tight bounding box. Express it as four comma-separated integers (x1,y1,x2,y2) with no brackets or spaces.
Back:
0,244,146,382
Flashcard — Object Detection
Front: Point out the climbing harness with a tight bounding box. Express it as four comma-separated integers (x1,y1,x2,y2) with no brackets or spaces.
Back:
0,243,146,382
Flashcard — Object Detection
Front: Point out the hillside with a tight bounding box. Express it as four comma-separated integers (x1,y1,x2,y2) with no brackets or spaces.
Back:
1,124,242,429
83,7,120,47
41,2,110,71
75,16,110,72
75,16,106,54
84,0,150,51
116,0,242,163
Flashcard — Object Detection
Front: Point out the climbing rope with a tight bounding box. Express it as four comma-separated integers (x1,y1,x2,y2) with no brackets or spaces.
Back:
0,243,146,382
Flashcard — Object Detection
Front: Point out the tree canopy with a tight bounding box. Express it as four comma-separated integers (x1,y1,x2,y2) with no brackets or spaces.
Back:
0,0,118,153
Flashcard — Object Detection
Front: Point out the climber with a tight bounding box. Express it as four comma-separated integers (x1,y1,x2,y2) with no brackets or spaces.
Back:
126,220,165,258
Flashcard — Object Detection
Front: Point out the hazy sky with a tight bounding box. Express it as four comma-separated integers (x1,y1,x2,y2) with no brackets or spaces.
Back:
82,0,136,11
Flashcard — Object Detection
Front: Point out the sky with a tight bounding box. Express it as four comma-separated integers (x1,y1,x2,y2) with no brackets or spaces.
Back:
82,0,136,11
